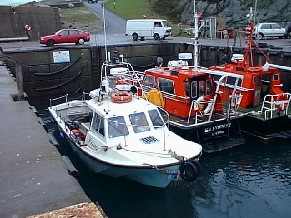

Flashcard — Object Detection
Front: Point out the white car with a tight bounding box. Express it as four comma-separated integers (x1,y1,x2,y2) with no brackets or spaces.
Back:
253,22,286,39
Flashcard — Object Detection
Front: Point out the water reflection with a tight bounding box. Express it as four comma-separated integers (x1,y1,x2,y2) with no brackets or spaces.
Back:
192,143,291,218
30,98,291,218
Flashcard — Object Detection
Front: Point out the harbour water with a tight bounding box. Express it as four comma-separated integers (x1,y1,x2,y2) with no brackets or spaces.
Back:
33,98,291,218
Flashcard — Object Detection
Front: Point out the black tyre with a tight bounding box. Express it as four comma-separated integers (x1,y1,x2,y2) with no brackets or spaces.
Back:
154,33,160,40
256,33,263,40
47,39,55,47
132,33,138,41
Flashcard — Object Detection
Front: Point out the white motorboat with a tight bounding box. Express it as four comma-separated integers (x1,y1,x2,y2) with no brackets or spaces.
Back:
48,62,203,188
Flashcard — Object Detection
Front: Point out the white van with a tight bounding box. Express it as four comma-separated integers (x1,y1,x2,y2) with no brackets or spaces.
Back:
125,19,172,41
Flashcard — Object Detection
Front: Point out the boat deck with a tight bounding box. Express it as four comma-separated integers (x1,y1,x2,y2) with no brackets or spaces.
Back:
162,108,245,128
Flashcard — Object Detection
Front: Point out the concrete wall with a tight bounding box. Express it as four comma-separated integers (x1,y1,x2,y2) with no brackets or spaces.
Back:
0,6,61,40
3,43,291,98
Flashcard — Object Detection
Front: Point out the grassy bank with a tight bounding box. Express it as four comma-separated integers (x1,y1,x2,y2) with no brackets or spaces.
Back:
58,1,192,36
103,0,161,20
103,0,193,37
59,5,102,32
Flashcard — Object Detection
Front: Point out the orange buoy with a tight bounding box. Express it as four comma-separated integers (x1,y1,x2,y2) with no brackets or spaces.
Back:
111,91,132,103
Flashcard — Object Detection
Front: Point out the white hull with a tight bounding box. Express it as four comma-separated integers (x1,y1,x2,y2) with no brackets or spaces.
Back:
49,95,202,188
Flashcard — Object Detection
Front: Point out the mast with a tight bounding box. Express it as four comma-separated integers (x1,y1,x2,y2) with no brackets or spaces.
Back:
193,0,199,70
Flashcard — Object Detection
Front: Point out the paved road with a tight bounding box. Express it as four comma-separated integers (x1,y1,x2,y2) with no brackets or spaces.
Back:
84,1,127,34
1,1,291,52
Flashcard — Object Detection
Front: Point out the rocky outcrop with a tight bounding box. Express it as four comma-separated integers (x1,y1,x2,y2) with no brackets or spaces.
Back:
180,0,291,28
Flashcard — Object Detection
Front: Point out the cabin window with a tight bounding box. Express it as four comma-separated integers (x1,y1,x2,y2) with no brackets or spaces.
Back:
129,112,150,133
190,81,197,98
206,79,213,95
91,113,105,136
143,75,155,89
148,109,164,129
184,81,190,96
108,116,129,138
158,77,174,94
199,81,205,96
273,74,279,81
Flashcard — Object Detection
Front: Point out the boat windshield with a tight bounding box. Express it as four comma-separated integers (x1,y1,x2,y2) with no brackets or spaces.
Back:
148,109,164,129
129,112,150,133
108,116,129,138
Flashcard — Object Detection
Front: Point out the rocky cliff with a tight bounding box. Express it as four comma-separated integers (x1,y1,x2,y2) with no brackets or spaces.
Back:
179,0,291,28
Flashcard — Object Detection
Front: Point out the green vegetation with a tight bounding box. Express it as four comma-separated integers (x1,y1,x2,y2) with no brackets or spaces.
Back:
58,1,193,36
103,0,161,20
59,6,100,23
103,0,193,37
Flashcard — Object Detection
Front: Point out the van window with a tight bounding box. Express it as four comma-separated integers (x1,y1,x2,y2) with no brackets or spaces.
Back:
154,22,162,27
162,21,170,27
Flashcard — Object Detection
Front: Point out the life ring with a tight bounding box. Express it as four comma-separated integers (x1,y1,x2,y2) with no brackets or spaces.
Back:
194,95,213,115
230,91,242,109
24,24,31,31
111,91,132,103
179,161,202,182
275,93,289,111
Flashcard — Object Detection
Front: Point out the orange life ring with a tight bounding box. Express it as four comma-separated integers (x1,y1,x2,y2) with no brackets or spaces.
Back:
111,91,132,103
275,93,289,111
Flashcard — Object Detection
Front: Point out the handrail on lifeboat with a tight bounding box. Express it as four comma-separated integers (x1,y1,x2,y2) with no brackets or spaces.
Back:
260,93,291,120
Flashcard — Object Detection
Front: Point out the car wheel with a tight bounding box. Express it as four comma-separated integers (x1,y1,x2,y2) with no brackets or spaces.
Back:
154,33,160,40
132,33,138,41
78,38,85,45
256,33,263,40
47,39,55,47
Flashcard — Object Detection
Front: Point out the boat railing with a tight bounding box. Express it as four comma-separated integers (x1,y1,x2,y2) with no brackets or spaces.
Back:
260,93,291,120
49,92,89,108
229,92,243,113
188,98,215,124
49,94,68,108
217,82,254,92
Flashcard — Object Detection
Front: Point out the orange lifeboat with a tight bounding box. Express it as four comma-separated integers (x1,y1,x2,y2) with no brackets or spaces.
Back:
111,91,132,103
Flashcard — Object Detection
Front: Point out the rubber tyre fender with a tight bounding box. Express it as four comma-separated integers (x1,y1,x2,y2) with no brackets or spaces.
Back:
179,161,202,182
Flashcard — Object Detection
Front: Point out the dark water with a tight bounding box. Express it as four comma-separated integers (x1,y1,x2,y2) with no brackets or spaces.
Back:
32,98,291,218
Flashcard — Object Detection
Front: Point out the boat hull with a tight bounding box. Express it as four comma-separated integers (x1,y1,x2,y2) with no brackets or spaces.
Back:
57,127,192,188
240,115,291,142
169,117,244,153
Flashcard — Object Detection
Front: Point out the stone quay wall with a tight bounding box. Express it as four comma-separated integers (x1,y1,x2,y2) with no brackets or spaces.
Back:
3,43,291,98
